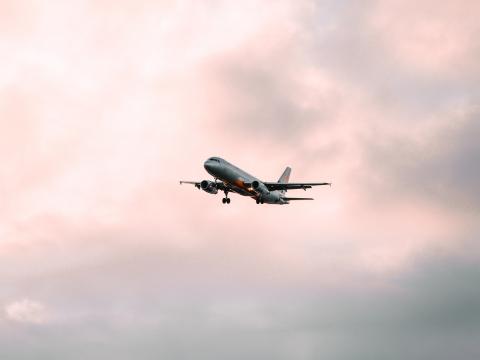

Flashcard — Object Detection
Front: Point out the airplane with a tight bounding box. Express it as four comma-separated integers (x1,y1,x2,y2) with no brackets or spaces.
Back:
180,156,331,205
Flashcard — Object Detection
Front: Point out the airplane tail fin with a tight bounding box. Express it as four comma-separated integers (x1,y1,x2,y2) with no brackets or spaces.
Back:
278,167,291,184
278,167,291,194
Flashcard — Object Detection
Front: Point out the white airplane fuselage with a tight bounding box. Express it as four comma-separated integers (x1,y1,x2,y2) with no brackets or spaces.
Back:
204,157,287,204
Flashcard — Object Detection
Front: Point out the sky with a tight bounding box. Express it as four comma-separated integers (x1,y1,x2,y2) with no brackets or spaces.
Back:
1,0,479,358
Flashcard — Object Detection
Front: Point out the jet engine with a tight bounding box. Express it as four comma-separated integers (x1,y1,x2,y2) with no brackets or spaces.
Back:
251,180,269,195
200,180,218,194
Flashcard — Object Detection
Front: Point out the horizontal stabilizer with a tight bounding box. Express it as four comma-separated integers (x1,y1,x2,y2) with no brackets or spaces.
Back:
263,182,331,191
284,197,314,201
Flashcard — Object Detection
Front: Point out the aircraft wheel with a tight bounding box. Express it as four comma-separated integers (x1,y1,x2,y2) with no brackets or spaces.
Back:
226,198,231,204
260,200,264,204
256,199,259,204
222,198,226,204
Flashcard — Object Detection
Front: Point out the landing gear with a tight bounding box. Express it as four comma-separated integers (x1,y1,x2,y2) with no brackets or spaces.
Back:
256,198,264,204
222,190,231,204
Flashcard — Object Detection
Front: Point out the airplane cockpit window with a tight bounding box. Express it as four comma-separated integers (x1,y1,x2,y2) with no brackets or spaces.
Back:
209,157,221,163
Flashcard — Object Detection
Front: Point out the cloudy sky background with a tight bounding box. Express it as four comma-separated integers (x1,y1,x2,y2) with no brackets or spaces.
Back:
1,0,479,358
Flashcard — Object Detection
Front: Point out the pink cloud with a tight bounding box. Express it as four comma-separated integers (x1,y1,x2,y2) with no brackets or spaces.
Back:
370,0,480,75
4,298,49,324
0,0,476,309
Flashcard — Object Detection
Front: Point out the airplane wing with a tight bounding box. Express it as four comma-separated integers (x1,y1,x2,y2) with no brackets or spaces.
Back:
263,182,331,191
179,181,201,189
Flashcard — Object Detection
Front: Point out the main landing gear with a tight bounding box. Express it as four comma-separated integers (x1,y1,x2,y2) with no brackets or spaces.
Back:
256,198,264,204
222,190,231,204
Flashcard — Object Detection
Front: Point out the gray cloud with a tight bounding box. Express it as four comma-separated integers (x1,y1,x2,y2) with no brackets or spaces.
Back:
208,53,336,143
365,106,480,211
1,235,479,360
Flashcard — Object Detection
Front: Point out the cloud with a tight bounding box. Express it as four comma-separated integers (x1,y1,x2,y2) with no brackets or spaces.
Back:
0,0,479,358
364,105,480,212
369,0,480,75
205,40,340,143
4,299,48,324
0,242,479,359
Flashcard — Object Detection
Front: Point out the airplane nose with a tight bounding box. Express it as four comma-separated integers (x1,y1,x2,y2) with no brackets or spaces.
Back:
204,160,213,171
